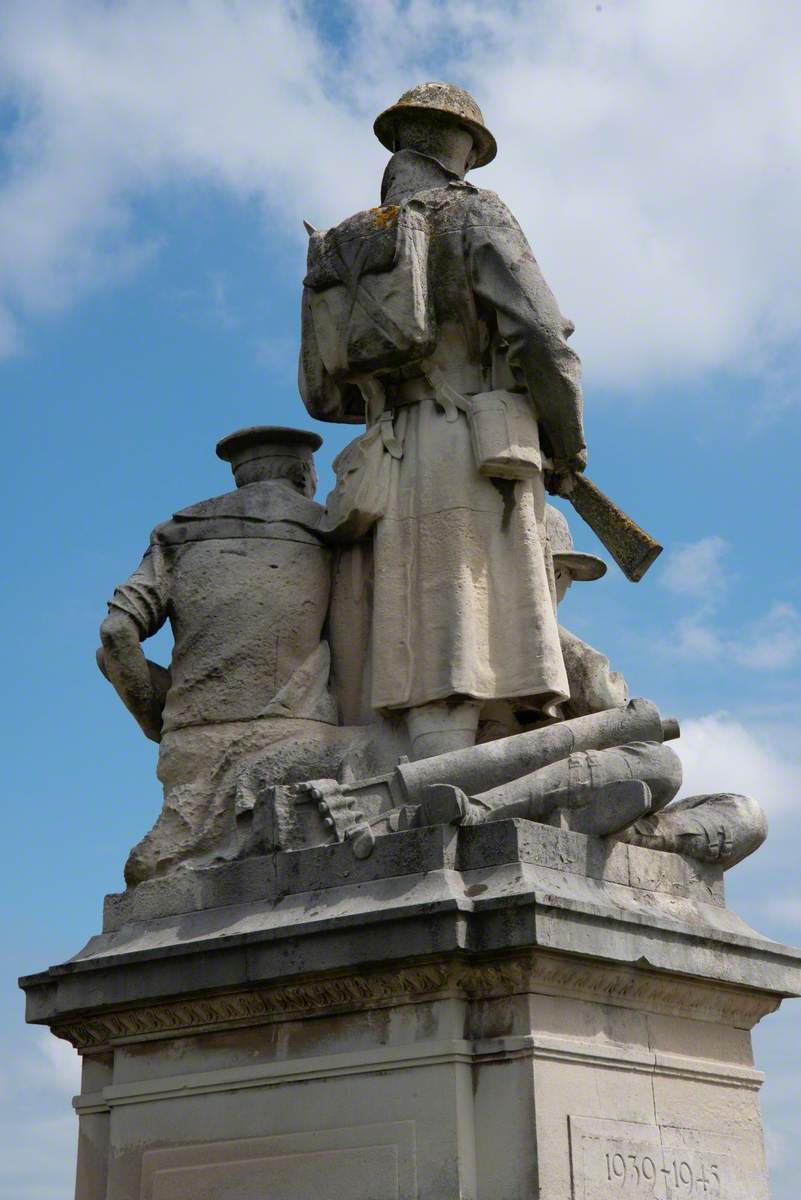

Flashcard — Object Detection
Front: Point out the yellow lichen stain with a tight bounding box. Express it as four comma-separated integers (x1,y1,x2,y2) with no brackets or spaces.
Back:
371,204,399,229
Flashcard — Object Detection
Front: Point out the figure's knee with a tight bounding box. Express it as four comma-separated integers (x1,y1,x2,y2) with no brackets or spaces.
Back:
646,744,683,810
610,741,682,810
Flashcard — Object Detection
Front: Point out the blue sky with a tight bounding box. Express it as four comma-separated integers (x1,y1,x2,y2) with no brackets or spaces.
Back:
1,2,800,1196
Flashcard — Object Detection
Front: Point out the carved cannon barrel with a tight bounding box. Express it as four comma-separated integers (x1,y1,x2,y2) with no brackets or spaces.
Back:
393,698,669,804
662,716,680,741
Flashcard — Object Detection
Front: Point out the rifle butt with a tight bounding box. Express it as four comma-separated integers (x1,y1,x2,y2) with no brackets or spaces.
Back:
568,474,662,582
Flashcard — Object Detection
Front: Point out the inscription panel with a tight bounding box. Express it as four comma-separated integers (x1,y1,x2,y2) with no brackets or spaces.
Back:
141,1121,417,1200
569,1118,747,1200
151,1145,398,1200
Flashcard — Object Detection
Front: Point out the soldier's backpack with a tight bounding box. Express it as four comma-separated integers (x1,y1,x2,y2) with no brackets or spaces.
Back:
302,198,434,391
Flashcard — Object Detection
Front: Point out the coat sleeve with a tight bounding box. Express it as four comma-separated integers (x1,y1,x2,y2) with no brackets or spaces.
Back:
466,198,586,464
107,539,170,641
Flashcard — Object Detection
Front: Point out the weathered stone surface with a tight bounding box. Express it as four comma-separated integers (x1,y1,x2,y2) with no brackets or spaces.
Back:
98,819,727,934
22,823,801,1037
91,86,768,889
101,856,278,932
64,996,770,1198
20,816,800,1199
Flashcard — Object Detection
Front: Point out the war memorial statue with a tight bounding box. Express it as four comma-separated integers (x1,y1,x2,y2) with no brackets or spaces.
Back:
21,83,800,1200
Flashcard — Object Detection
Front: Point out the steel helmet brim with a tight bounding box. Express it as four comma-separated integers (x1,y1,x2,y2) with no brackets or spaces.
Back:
374,84,497,168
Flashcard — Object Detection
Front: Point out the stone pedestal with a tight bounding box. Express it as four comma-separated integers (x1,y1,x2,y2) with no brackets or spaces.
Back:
21,821,801,1199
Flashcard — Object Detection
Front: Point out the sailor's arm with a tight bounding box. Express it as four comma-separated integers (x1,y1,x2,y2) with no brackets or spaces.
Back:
467,206,586,471
98,614,167,742
98,542,170,743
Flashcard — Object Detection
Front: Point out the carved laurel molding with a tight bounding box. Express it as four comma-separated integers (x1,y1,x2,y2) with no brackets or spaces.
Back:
53,952,778,1052
453,952,779,1028
54,963,452,1051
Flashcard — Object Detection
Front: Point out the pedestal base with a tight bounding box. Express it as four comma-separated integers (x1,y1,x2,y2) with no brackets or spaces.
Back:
21,821,801,1199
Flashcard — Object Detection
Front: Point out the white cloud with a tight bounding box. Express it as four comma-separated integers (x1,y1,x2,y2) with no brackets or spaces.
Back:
0,1026,79,1101
661,536,728,600
671,601,801,672
658,537,801,672
0,1027,79,1200
0,0,375,353
677,713,801,815
670,616,724,661
34,1029,81,1093
734,603,801,671
0,0,801,389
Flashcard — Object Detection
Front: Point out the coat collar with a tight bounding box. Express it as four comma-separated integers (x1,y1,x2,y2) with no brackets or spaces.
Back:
380,149,460,205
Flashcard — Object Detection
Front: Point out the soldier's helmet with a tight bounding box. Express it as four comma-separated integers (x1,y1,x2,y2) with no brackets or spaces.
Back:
546,505,607,582
374,82,497,168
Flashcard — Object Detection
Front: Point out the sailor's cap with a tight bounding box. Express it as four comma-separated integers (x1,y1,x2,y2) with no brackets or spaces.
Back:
216,425,322,469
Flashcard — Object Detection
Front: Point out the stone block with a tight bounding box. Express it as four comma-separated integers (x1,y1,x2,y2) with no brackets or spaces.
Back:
102,857,277,932
62,951,780,1200
21,821,801,1199
457,818,631,885
275,823,459,896
101,821,726,939
626,840,725,906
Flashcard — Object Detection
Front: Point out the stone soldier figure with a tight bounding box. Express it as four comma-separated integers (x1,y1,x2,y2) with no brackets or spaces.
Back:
300,82,586,760
547,504,629,720
98,426,380,884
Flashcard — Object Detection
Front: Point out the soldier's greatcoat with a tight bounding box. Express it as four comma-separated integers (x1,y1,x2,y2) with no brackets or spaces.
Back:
300,150,586,716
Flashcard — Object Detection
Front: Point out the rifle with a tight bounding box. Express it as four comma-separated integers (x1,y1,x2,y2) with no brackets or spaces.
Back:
557,472,662,582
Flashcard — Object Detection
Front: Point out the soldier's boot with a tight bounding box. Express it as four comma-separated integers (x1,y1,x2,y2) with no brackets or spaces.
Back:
406,699,482,761
417,783,489,826
618,792,768,868
557,779,652,836
418,776,651,835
